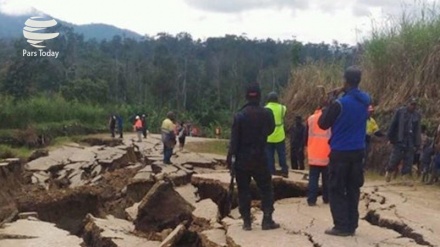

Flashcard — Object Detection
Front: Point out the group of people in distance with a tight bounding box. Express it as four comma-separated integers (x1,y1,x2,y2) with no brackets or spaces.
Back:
108,114,148,142
108,111,195,166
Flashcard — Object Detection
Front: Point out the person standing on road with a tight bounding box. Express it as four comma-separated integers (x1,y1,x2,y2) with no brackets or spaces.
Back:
141,114,147,138
364,105,384,169
318,66,371,237
227,83,280,231
265,92,289,177
385,99,421,183
109,115,116,138
133,116,143,142
306,106,331,206
290,116,306,170
161,111,177,164
117,115,123,138
178,121,187,151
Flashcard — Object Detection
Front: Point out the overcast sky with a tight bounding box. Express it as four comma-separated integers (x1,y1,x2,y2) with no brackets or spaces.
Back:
0,0,435,44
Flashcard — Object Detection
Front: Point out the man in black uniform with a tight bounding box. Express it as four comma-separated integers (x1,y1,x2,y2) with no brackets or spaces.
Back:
290,116,306,170
227,83,280,231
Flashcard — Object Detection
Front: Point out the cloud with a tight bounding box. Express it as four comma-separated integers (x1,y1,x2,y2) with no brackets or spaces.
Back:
183,0,309,13
352,0,438,17
0,0,35,15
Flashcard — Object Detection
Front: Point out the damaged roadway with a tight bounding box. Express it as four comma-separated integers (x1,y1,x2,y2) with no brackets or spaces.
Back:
0,134,439,246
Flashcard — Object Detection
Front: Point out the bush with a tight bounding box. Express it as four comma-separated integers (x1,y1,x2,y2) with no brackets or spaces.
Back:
0,145,15,159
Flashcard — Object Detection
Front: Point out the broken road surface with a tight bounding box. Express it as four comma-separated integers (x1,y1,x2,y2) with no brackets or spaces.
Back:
0,134,440,246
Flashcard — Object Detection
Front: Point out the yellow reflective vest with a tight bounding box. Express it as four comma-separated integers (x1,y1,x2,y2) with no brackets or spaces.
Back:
366,117,379,136
265,102,287,143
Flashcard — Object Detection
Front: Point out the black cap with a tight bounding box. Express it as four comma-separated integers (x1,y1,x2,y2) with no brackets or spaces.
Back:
267,92,278,102
246,83,261,101
344,66,362,86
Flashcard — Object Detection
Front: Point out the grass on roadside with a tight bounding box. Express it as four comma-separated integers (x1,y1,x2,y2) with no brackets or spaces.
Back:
185,139,229,156
0,144,32,159
0,135,94,160
50,136,75,147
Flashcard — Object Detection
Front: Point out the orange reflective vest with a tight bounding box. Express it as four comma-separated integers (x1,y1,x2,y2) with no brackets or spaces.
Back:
134,119,143,130
307,109,331,166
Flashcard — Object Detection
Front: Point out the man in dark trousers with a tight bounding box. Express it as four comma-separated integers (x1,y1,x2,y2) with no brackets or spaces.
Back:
290,116,306,170
117,115,123,138
141,114,147,138
227,83,280,231
318,66,370,237
108,115,116,138
385,99,422,184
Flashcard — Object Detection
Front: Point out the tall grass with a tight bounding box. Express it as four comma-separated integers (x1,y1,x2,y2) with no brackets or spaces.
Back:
282,62,345,128
283,2,440,130
362,1,440,122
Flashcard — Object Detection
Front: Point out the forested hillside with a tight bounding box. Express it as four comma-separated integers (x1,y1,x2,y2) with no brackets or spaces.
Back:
0,12,142,41
0,23,355,136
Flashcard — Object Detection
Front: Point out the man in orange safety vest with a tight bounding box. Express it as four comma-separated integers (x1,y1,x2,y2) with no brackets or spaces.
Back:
306,106,331,206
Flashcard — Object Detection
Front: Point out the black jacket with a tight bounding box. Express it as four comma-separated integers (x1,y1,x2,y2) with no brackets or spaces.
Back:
227,102,275,171
289,123,306,149
387,107,421,147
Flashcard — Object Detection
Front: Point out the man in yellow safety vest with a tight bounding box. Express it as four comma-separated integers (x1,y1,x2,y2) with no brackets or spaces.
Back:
265,92,288,178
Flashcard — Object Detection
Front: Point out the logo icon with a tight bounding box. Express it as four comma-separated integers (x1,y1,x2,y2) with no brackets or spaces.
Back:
23,16,59,48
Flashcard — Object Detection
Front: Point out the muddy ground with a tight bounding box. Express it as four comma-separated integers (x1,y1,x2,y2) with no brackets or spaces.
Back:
0,134,439,247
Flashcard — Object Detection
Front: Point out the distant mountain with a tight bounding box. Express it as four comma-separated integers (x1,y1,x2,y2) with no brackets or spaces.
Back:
68,23,143,41
0,12,143,41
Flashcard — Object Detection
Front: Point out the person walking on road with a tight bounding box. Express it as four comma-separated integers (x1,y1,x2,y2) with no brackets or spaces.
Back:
265,92,289,177
385,98,421,183
227,83,280,231
161,111,177,164
290,116,306,170
318,66,371,237
306,106,331,206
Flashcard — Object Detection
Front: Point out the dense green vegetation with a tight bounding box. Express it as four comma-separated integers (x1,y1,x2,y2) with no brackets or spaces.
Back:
0,23,355,140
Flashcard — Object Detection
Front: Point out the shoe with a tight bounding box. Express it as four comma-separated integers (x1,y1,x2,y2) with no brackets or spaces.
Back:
324,227,353,237
164,161,173,165
242,218,252,231
323,200,329,204
282,172,289,178
262,215,280,230
307,202,316,207
385,172,391,182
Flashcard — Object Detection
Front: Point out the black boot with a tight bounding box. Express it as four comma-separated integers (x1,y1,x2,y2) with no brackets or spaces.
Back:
242,217,252,231
262,214,280,230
